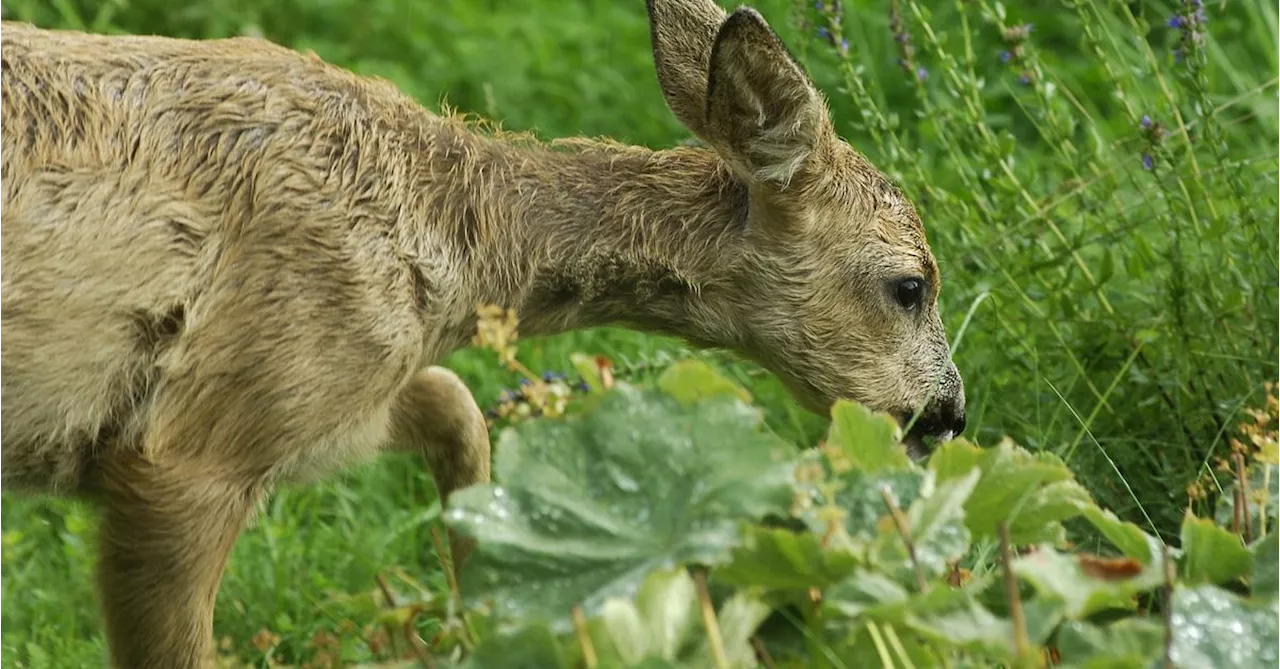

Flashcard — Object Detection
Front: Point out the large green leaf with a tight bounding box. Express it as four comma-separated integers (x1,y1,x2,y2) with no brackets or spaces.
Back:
930,438,1091,546
446,383,796,628
1054,619,1165,669
1179,511,1251,586
1169,585,1280,669
1012,547,1166,619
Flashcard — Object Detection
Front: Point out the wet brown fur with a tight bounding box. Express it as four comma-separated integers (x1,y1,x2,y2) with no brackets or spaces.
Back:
0,3,963,666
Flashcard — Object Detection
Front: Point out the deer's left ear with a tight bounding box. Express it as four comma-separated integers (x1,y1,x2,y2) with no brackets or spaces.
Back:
704,7,832,187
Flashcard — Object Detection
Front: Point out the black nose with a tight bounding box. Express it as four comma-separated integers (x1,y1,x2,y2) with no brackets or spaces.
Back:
940,398,966,436
910,397,965,439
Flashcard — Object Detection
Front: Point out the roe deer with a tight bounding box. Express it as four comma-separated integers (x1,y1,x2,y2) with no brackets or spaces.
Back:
0,1,965,666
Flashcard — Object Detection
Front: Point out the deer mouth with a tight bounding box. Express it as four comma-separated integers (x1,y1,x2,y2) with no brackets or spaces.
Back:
900,416,956,461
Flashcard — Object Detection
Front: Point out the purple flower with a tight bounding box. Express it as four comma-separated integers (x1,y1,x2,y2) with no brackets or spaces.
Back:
1141,115,1153,129
814,0,824,8
916,66,929,81
1018,74,1032,86
1000,50,1013,63
1142,153,1154,170
818,26,830,39
840,38,849,53
1168,15,1184,28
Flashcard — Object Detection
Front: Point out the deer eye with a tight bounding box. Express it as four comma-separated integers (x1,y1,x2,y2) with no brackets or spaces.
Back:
895,278,925,310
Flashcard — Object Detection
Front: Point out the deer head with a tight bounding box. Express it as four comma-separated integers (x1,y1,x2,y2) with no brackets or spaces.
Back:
645,0,965,456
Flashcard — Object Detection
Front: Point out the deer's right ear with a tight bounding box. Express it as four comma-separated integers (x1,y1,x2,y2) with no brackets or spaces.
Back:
704,7,831,187
646,0,728,140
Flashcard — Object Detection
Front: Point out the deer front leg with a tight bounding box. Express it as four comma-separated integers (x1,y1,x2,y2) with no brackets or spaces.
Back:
389,365,492,567
92,451,263,669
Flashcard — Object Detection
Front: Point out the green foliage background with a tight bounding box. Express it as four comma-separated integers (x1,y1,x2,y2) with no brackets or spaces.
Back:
1,0,1276,665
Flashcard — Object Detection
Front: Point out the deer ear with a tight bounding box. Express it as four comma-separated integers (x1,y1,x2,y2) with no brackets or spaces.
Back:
646,0,728,140
704,7,830,187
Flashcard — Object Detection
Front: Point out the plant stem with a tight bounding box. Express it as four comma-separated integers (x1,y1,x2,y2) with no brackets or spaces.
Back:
881,486,929,594
999,523,1031,666
695,570,731,669
572,605,598,669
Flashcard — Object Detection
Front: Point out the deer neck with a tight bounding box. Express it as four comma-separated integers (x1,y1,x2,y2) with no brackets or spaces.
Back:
447,135,751,347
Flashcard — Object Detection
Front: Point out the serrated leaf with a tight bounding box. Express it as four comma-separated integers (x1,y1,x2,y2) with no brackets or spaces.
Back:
1169,585,1280,669
800,469,926,552
827,400,910,473
930,438,1088,545
928,437,983,480
872,470,980,580
911,597,1057,662
716,526,858,590
1013,547,1166,619
1251,533,1278,600
823,569,912,619
1054,618,1165,669
1078,505,1161,564
656,359,751,405
447,385,795,629
1179,511,1251,586
830,577,1055,662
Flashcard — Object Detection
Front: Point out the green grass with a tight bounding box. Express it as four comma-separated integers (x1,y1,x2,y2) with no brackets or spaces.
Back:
2,0,1277,666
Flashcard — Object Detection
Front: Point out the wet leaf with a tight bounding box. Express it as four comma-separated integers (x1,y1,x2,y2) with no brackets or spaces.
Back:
1054,618,1164,668
1169,585,1280,669
871,469,980,580
1013,547,1166,619
800,469,926,548
446,383,795,630
1179,510,1251,586
930,438,1090,545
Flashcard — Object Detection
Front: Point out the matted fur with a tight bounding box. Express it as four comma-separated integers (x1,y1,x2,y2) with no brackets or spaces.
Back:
1,2,964,666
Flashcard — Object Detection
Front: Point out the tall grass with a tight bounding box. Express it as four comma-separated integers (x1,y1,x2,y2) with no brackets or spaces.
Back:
1,0,1276,665
789,0,1278,535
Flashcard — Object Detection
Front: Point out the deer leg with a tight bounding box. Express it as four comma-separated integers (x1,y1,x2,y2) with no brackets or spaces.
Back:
92,451,263,669
388,365,492,567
